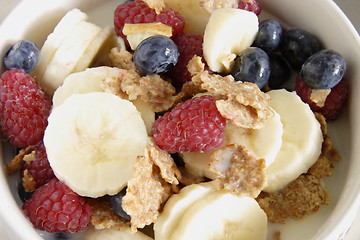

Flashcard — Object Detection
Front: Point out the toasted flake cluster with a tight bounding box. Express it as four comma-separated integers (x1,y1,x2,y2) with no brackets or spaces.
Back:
122,138,181,231
87,197,130,230
210,144,267,198
257,175,329,223
189,56,275,129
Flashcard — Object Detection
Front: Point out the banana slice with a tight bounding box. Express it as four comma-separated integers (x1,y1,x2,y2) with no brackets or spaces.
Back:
264,89,323,192
74,26,113,72
155,184,267,240
53,66,155,135
181,112,283,179
53,66,127,107
154,183,214,240
85,227,152,240
32,9,88,81
40,21,101,95
44,92,148,198
163,0,211,35
203,8,258,73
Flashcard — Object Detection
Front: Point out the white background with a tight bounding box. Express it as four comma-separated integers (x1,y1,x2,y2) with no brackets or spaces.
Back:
0,0,359,239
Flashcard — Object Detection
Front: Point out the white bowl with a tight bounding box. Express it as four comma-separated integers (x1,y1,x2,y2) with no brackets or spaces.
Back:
0,0,359,239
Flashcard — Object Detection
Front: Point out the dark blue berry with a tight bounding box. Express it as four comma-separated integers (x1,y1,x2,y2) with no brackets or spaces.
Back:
300,49,346,89
110,188,131,221
280,29,322,70
254,19,282,53
268,54,291,89
17,181,32,203
230,47,270,89
3,40,40,73
134,36,179,76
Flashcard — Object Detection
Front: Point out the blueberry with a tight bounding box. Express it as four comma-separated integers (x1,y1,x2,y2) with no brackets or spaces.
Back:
230,47,270,89
254,19,282,53
280,29,322,70
134,36,179,76
3,40,40,73
17,181,32,203
268,54,291,89
300,49,346,89
110,188,131,221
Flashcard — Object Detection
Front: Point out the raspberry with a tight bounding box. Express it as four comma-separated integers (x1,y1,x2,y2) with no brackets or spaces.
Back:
167,33,204,88
114,0,185,43
21,141,54,189
238,0,262,15
295,75,348,120
153,95,226,153
22,178,92,233
0,70,51,148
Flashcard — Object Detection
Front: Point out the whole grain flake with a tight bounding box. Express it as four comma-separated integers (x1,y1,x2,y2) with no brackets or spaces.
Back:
190,57,275,129
210,144,267,198
122,139,181,231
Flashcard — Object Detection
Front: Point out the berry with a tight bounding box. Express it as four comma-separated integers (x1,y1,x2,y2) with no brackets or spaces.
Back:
114,0,185,42
168,33,204,88
300,49,346,89
22,178,92,233
230,47,270,89
3,40,40,73
268,54,291,89
254,19,283,53
110,188,131,221
22,141,54,189
238,0,262,15
153,95,226,153
134,36,179,75
0,70,51,148
17,181,33,203
280,29,322,70
295,75,348,120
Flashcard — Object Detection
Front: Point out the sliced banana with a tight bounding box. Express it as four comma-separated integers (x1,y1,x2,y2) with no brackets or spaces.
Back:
32,8,88,82
85,227,152,240
40,21,101,95
181,111,283,179
53,66,155,135
52,66,126,107
154,183,214,240
264,89,323,192
203,8,258,73
34,9,113,96
155,184,267,240
44,92,148,198
163,0,211,35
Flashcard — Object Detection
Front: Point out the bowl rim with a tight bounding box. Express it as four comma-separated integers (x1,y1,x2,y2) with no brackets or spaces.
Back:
1,0,360,239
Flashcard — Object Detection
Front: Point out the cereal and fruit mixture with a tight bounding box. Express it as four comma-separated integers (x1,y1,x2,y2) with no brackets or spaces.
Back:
1,0,347,239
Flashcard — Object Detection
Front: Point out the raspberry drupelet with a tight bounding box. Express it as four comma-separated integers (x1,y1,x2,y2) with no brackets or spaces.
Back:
0,69,51,148
238,0,262,15
153,95,226,153
22,178,92,233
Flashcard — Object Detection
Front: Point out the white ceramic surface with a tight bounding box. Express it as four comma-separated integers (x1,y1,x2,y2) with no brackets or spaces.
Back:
0,0,359,239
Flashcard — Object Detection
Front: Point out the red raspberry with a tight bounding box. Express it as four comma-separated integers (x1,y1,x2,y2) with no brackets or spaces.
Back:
114,0,185,43
22,178,92,233
22,141,54,189
295,75,348,120
238,0,262,15
168,33,204,88
0,70,51,148
153,95,226,153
